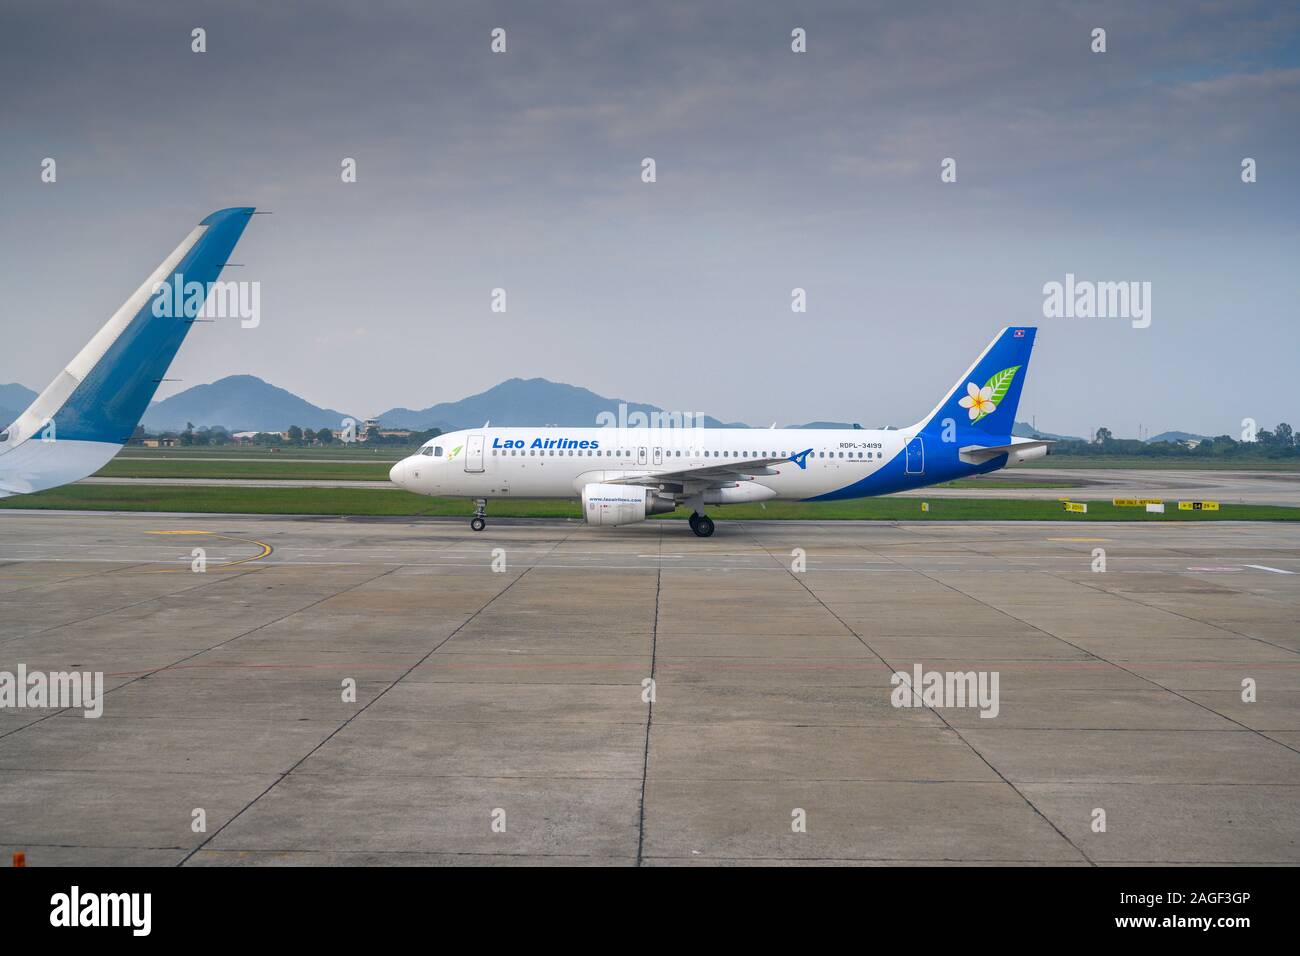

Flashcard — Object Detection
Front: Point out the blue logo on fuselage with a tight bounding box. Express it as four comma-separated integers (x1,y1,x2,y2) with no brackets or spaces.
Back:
789,448,813,469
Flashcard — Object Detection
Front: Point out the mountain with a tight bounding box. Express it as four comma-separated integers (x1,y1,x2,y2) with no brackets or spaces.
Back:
1145,430,1209,444
141,375,357,432
375,377,746,431
1012,420,1084,442
0,383,38,427
0,375,1208,444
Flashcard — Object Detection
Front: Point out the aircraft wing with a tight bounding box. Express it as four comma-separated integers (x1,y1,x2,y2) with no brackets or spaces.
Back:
0,208,257,496
601,454,798,488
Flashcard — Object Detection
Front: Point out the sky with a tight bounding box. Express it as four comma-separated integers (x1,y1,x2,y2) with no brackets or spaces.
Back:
1,0,1297,437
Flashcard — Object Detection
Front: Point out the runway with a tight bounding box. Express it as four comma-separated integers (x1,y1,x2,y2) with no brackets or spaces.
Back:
75,467,1300,506
1,511,1297,865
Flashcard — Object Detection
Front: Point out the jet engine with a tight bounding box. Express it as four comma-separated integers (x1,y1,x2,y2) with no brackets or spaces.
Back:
582,483,676,526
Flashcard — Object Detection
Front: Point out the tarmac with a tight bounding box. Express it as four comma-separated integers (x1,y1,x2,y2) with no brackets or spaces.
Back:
0,509,1297,865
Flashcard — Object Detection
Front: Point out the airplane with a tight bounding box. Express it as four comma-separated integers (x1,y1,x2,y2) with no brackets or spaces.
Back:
389,326,1049,536
0,208,256,498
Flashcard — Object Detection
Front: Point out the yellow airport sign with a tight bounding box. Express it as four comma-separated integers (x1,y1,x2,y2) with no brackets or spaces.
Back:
1063,502,1088,513
1178,500,1220,511
1113,498,1163,507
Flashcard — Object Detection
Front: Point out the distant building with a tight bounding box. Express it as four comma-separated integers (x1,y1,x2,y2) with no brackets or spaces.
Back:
142,437,178,448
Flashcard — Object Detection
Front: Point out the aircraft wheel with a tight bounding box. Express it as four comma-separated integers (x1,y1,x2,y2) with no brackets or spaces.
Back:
688,512,700,531
470,517,486,532
692,515,715,538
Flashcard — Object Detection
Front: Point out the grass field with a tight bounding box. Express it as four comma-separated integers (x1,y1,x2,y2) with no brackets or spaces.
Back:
97,458,395,480
110,447,1299,473
95,456,1078,488
1021,455,1300,471
4,484,1297,521
115,444,399,460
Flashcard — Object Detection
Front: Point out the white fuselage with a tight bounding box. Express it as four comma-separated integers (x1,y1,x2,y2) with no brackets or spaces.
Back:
390,425,923,502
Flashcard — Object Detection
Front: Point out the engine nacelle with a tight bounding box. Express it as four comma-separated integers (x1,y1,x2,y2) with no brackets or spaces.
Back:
1007,444,1048,464
582,483,676,526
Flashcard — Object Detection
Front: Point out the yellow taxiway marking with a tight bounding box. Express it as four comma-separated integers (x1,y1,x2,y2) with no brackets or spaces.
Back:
140,530,273,572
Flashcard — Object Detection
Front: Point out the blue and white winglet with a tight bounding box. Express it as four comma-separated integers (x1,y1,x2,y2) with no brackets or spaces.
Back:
0,208,257,497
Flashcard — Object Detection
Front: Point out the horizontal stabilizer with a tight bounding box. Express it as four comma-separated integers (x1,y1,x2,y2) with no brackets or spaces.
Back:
959,438,1052,465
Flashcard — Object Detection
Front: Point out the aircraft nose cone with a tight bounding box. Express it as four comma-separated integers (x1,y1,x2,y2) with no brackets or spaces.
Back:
389,459,406,487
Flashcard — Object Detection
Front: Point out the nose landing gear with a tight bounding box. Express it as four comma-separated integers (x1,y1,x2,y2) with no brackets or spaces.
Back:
689,512,715,537
470,499,487,532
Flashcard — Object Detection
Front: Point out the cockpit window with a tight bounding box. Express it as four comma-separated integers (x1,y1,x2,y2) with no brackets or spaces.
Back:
420,446,434,456
433,446,443,456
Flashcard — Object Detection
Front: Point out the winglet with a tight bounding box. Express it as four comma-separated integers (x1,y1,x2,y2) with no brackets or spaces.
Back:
0,208,257,495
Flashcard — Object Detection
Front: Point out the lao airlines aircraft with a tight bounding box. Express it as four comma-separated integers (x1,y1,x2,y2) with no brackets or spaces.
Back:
390,326,1048,537
0,208,256,497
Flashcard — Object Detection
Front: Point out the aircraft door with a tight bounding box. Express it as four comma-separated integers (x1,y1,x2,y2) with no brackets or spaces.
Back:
466,434,485,473
905,437,924,475
638,446,648,465
653,446,662,465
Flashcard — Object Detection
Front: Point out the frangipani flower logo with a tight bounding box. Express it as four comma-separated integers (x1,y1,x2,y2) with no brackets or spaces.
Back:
958,366,1020,423
448,445,463,460
959,382,996,420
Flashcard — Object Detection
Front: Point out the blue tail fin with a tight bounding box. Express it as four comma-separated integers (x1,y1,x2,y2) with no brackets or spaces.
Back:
916,326,1036,438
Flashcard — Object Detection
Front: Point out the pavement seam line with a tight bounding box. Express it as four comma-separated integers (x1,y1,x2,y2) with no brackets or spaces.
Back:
635,524,663,867
176,519,587,866
738,521,1097,866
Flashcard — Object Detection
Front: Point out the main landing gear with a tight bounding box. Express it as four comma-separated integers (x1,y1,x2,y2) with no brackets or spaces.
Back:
688,512,715,538
470,499,487,532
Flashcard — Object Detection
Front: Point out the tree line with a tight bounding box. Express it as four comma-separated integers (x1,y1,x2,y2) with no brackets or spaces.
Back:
1045,423,1296,459
128,423,444,448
